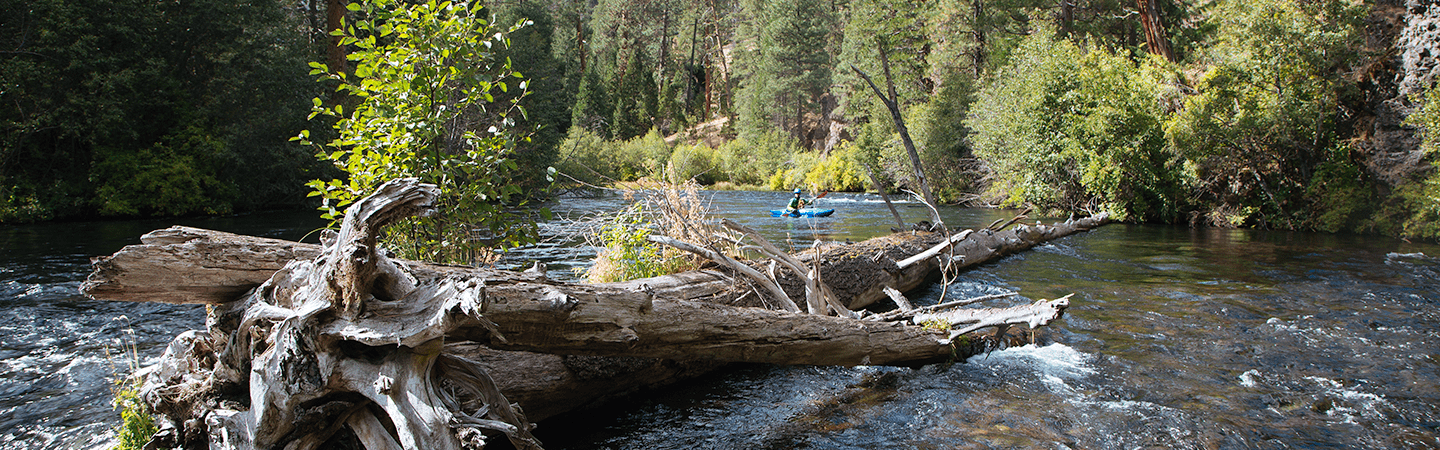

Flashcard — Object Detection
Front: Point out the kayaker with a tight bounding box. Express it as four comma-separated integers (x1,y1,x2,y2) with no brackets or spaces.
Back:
784,188,808,216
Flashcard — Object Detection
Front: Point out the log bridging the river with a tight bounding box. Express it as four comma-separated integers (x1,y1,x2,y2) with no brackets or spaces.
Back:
82,179,1108,450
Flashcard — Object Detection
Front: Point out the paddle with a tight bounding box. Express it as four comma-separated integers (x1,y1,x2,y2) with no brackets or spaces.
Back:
802,190,828,209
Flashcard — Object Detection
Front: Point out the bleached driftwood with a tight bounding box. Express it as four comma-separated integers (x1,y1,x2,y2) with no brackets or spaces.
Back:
719,218,856,318
644,234,800,313
133,179,542,450
87,179,1110,449
895,229,973,269
913,294,1074,342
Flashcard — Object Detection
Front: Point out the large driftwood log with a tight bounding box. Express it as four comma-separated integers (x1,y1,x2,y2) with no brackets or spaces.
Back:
759,212,1108,311
84,215,1109,313
86,180,1109,449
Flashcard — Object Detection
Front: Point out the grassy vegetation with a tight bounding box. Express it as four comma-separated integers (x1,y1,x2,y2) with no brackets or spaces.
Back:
581,181,731,282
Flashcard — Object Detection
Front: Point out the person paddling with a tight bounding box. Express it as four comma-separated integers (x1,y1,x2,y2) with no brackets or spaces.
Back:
784,188,809,217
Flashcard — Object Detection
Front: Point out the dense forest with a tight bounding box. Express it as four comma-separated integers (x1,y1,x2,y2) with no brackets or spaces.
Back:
3,0,1438,241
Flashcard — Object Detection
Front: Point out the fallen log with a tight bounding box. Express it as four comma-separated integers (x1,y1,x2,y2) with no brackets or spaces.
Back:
83,179,1109,449
746,212,1108,311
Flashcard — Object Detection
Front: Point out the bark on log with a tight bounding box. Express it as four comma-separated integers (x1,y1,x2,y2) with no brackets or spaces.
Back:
771,212,1108,311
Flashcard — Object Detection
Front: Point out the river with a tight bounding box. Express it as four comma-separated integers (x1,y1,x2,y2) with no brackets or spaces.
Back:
2,190,1437,449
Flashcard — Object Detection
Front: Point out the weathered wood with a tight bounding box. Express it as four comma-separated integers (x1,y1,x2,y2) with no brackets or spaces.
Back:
82,214,1109,314
646,235,799,312
88,180,1109,449
457,278,957,366
777,212,1109,310
896,229,973,269
719,219,855,317
131,179,545,450
867,292,1018,322
81,226,324,304
882,285,914,311
914,294,1073,340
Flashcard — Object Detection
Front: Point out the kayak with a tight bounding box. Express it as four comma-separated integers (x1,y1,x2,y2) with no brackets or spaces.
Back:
770,208,835,217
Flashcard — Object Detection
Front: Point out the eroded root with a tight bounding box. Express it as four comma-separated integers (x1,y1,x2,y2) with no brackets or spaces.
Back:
134,178,541,450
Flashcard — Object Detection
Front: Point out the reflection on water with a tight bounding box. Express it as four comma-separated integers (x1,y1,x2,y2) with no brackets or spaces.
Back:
3,192,1438,449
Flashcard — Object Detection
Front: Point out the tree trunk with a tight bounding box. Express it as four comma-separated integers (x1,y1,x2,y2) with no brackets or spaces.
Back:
1059,0,1073,37
972,0,986,78
84,179,1109,449
864,164,906,228
1137,0,1175,62
326,0,347,74
850,56,937,219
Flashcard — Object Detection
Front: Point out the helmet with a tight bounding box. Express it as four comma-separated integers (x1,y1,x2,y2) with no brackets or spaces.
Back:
793,188,802,194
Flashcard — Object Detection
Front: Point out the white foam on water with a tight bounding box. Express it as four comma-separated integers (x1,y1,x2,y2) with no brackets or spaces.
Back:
18,285,43,298
1238,369,1261,388
967,343,1097,381
0,423,116,450
1304,376,1392,424
813,196,915,204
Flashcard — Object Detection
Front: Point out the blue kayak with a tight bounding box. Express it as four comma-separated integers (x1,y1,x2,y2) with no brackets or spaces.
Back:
770,208,835,217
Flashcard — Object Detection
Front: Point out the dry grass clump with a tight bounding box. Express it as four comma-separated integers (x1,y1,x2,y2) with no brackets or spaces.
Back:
581,180,735,282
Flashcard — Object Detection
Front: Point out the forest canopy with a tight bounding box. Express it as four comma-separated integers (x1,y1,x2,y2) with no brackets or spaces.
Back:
3,0,1436,241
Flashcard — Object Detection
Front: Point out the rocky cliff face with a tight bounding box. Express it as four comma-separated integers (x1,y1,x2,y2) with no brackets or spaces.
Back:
1354,0,1438,187
1399,1,1440,95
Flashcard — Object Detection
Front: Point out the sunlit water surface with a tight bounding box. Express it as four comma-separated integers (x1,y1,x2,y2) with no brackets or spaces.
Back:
2,190,1436,449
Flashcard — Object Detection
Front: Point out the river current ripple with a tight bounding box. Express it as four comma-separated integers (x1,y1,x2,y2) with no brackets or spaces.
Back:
2,190,1437,449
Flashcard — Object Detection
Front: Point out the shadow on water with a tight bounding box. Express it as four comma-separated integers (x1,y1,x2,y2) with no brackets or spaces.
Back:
4,193,1439,449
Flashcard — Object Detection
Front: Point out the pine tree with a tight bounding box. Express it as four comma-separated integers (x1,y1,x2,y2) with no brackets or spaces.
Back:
736,0,837,141
612,48,659,140
572,66,615,138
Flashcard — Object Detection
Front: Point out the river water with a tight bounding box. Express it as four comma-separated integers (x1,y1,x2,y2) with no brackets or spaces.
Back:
2,190,1437,449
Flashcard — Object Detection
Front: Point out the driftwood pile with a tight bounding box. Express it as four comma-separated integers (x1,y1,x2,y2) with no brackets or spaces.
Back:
82,179,1109,449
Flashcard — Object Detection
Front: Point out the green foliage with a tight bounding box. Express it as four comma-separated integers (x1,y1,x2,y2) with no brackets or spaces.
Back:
1385,177,1440,240
615,130,674,181
613,49,661,140
111,379,157,450
713,131,801,186
803,143,866,192
493,1,571,194
907,76,981,202
108,324,155,450
571,67,615,137
305,0,543,263
667,144,719,184
968,30,1188,221
766,151,821,191
93,126,234,217
585,203,685,282
918,317,951,332
554,127,671,183
1386,84,1440,241
555,127,616,185
1304,145,1374,234
837,0,932,114
1165,0,1365,228
0,0,322,223
735,0,837,140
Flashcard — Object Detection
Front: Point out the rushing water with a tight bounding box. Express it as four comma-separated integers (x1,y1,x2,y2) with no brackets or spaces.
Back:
2,190,1437,449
